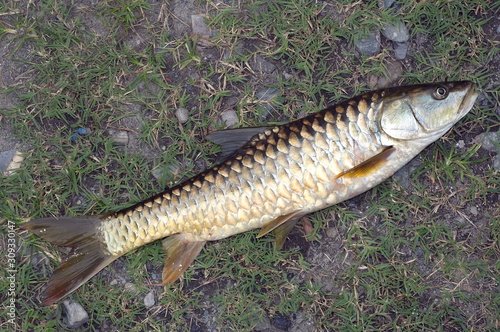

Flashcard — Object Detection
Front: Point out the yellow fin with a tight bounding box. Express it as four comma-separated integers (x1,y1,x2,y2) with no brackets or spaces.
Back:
272,215,303,249
162,235,206,285
335,146,395,179
256,211,303,248
20,216,117,306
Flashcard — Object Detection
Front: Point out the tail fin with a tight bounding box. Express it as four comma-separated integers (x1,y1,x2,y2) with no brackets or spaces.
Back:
21,216,118,306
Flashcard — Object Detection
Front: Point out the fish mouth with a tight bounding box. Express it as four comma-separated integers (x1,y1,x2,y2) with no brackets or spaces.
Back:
457,82,478,117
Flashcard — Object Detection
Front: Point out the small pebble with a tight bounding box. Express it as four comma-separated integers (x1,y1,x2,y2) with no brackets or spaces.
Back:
175,107,189,124
283,72,293,80
191,14,215,47
377,60,403,88
326,227,338,238
493,155,500,170
220,109,238,127
368,74,379,88
393,41,409,60
355,29,380,56
378,0,396,9
381,21,410,42
144,291,156,308
62,300,89,329
124,282,137,293
0,149,17,172
110,130,129,146
478,131,500,153
191,14,215,37
250,55,276,74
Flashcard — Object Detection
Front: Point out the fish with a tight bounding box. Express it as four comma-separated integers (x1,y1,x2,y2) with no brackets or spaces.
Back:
21,81,478,306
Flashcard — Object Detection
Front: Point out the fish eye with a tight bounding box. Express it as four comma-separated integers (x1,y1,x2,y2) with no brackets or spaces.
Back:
433,86,448,100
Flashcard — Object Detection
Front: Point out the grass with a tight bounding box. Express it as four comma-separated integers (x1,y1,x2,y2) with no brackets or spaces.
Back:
1,0,499,330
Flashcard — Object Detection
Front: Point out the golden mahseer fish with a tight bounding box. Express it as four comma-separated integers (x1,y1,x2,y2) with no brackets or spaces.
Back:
21,81,478,306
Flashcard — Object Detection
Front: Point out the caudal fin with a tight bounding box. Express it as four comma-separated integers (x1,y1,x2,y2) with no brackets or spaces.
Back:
21,216,118,306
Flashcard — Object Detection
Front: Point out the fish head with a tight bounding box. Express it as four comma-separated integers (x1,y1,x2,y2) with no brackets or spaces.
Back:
379,81,478,143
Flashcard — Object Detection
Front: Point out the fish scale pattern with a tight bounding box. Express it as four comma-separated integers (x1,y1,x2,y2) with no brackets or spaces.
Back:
99,93,385,256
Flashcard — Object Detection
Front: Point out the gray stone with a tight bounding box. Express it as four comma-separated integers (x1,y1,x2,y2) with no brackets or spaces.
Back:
355,29,380,56
250,55,276,74
109,278,119,286
62,300,89,329
325,227,338,238
124,282,137,293
223,97,239,108
191,14,215,47
220,109,238,127
377,60,403,88
479,131,500,152
191,14,215,37
144,291,156,308
393,41,409,60
494,155,500,170
0,149,17,172
480,131,500,171
378,0,396,9
175,107,189,124
382,21,410,42
108,130,129,146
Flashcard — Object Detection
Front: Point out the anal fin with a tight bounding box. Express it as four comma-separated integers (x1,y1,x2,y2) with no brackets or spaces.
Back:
257,211,303,249
272,217,302,250
162,234,206,284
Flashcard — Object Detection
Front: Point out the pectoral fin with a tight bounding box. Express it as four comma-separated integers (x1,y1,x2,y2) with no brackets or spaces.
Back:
257,211,303,249
162,235,206,284
335,146,395,179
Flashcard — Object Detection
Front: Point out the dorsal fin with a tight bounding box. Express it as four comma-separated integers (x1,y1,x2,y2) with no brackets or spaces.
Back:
206,127,270,159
